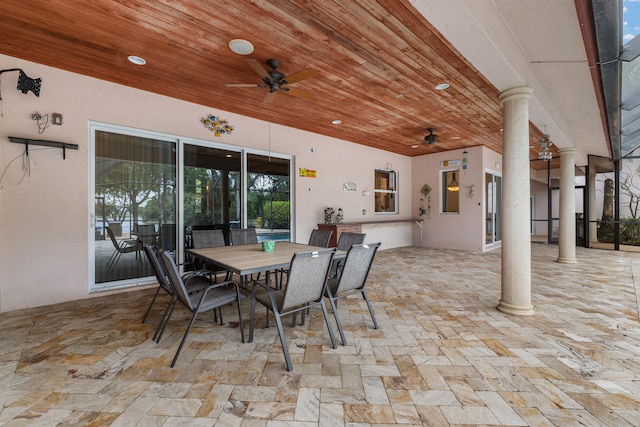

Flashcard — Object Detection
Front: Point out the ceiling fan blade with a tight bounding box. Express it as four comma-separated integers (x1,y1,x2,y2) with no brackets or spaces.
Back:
285,86,315,101
263,90,277,104
225,83,263,87
245,58,271,80
284,68,316,84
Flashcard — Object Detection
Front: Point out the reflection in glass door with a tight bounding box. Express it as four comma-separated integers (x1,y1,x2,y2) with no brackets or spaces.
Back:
183,144,241,246
247,154,291,241
92,128,177,288
486,172,502,245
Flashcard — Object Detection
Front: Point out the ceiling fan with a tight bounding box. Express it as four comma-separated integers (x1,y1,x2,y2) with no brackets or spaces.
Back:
424,128,441,145
225,58,316,104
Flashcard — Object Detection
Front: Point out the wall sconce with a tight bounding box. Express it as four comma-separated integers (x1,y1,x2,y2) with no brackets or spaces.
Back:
0,68,42,97
447,171,460,192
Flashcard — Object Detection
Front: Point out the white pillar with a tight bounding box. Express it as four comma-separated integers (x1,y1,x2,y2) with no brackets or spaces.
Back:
588,166,598,247
558,147,578,263
497,87,535,316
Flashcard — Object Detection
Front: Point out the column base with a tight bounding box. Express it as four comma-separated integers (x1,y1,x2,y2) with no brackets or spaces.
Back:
556,257,578,264
497,300,535,316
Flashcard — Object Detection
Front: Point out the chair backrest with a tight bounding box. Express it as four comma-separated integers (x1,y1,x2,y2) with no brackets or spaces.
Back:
159,250,195,311
308,229,333,248
192,229,225,248
230,228,258,245
142,244,173,294
159,224,176,250
135,224,155,234
334,243,381,294
281,249,335,311
336,232,366,251
105,226,119,248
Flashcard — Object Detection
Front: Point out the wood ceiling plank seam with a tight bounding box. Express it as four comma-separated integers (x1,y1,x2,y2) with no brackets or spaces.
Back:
375,0,505,114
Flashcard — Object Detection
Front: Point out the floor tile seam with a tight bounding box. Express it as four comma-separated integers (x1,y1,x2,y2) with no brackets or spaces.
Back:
0,319,35,412
630,260,640,323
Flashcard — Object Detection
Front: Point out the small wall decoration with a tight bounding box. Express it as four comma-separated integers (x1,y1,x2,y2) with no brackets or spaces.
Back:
201,114,234,136
441,159,462,167
343,182,357,191
299,168,317,178
420,183,432,197
466,184,475,199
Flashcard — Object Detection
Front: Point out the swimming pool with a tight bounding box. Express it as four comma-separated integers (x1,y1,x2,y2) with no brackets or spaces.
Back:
257,231,290,242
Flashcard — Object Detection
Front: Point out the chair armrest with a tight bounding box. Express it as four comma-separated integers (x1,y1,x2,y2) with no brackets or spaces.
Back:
199,280,242,300
252,279,271,292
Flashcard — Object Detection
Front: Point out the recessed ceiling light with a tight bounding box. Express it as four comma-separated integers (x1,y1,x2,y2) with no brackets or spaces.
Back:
127,55,146,65
435,83,449,90
411,145,420,149
332,119,342,125
228,39,254,55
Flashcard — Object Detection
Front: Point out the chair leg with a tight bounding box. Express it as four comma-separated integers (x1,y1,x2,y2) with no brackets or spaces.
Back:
327,295,347,346
361,289,379,329
142,286,162,324
273,311,293,371
171,310,200,368
249,288,257,343
235,288,245,343
320,300,337,350
155,296,178,343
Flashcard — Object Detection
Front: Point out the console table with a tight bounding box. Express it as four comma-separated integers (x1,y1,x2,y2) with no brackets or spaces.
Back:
317,223,362,247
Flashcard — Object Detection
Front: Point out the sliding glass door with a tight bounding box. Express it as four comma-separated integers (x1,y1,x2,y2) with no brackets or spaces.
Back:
91,124,294,291
92,127,177,288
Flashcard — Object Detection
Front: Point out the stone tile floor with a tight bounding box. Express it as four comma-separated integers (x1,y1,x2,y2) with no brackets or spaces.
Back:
1,244,639,426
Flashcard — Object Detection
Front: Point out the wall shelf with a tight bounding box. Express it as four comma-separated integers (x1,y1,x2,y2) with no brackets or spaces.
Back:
9,136,78,159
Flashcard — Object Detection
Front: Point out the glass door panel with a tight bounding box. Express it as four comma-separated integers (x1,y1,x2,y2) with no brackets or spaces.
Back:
93,130,176,287
183,144,241,246
485,172,502,245
247,154,291,241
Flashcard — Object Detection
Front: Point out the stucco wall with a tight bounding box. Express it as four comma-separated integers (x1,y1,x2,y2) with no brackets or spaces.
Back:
0,54,412,312
411,145,488,251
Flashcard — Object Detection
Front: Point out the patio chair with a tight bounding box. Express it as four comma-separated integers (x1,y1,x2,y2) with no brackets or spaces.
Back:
191,229,231,282
308,228,333,248
230,228,258,245
276,228,333,288
331,231,366,277
325,242,381,345
230,228,261,283
192,229,226,248
105,225,141,269
249,249,337,371
159,250,245,368
140,244,211,343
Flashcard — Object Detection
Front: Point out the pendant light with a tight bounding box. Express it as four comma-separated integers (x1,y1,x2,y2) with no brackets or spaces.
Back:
447,171,460,192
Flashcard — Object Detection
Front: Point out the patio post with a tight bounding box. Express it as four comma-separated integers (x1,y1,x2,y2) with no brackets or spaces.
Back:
558,147,578,263
497,86,535,316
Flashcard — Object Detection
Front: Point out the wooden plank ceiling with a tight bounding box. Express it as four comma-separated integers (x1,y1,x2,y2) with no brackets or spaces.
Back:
0,0,558,169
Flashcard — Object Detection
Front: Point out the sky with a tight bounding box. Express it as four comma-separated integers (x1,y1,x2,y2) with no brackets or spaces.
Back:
624,0,640,43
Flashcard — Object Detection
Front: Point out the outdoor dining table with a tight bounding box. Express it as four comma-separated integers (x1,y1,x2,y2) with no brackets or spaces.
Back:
187,241,344,289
